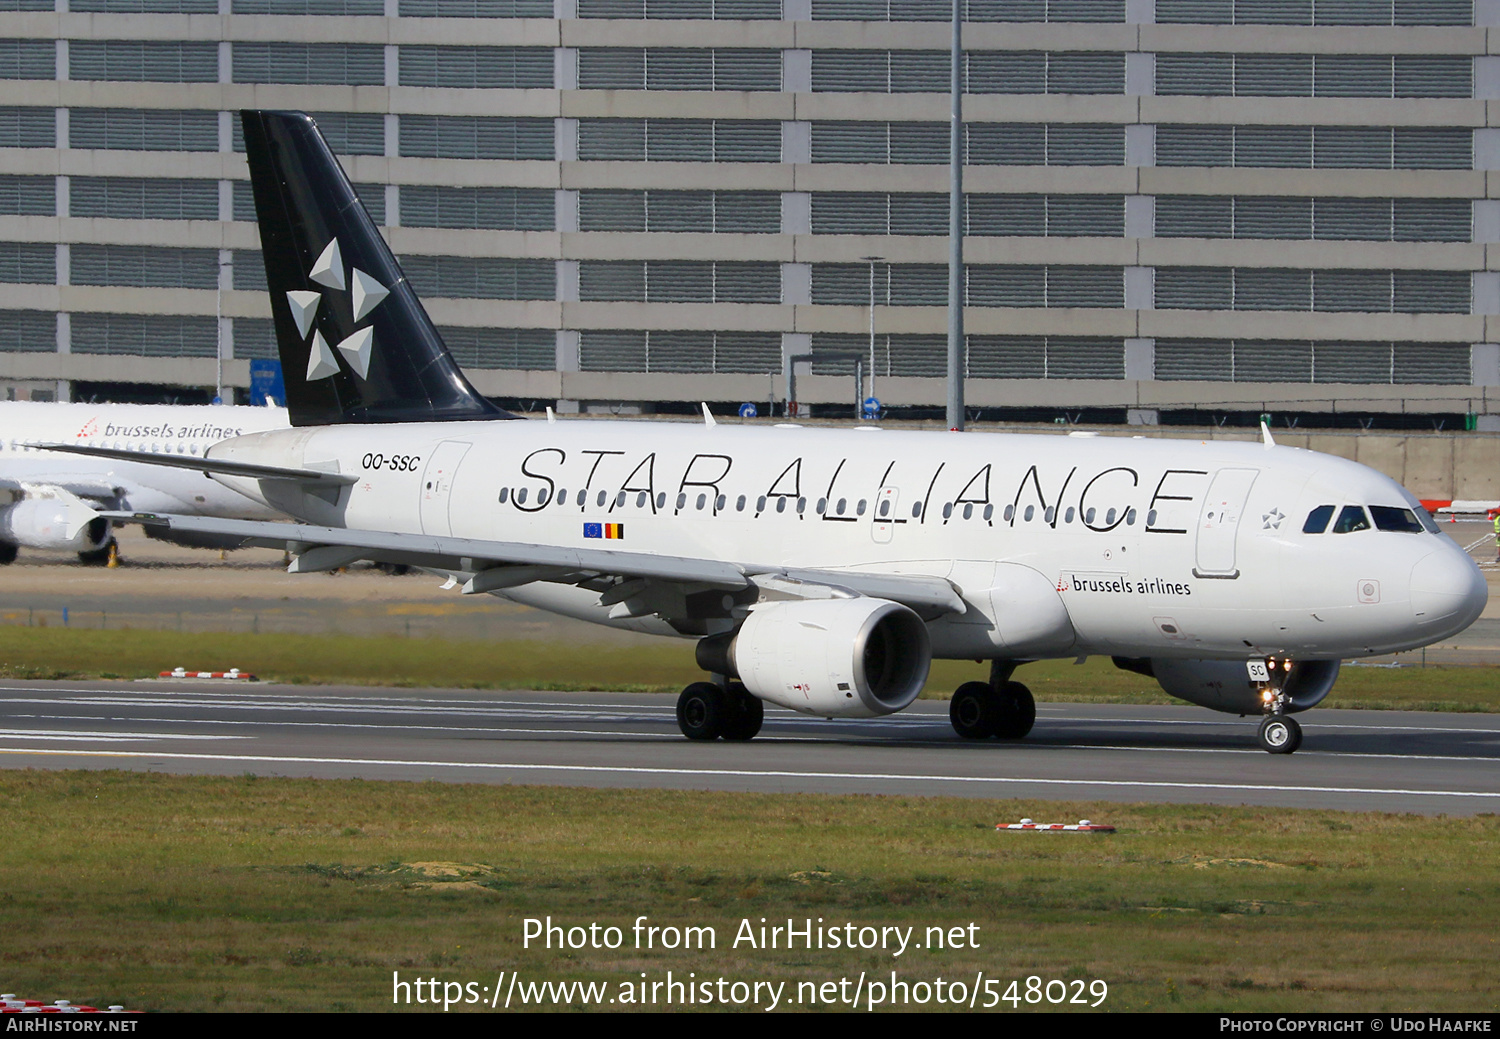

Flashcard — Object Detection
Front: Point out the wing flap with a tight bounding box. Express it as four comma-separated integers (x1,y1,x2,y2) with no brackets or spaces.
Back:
100,512,966,616
101,512,750,588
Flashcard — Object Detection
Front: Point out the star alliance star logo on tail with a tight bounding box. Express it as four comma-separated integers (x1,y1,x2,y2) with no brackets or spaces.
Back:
285,238,391,382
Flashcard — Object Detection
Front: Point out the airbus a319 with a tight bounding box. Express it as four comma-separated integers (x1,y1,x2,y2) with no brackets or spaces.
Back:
54,111,1488,754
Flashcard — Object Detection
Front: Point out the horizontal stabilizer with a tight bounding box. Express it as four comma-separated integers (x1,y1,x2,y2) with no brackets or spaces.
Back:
39,443,357,486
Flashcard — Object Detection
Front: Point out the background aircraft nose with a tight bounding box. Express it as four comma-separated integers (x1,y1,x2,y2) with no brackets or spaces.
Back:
1410,547,1488,632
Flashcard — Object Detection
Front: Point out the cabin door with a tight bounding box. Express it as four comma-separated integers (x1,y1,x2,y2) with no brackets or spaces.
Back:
419,440,471,536
1194,467,1258,578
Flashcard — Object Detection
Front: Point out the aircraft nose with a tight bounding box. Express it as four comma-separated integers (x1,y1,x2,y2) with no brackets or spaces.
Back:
1410,547,1488,632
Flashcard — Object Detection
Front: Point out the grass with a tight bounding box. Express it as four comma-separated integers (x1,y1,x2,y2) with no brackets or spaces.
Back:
0,770,1496,1012
0,625,1495,712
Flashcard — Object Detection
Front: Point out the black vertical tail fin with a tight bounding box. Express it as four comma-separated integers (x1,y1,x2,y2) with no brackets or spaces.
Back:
241,110,514,427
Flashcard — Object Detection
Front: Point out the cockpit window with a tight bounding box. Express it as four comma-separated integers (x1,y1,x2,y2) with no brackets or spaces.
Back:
1302,505,1334,534
1331,505,1371,534
1369,506,1424,533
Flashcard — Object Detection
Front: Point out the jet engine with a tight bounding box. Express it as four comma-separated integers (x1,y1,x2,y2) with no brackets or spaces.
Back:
697,598,931,718
1113,656,1341,715
0,497,111,554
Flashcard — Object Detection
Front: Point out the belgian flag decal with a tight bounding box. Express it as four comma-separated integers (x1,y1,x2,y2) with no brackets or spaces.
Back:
584,522,624,540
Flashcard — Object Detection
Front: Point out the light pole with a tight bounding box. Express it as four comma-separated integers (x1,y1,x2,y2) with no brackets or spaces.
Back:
946,0,965,431
215,255,232,404
861,254,883,410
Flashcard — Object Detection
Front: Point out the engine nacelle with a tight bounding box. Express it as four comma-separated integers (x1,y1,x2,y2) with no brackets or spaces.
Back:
701,598,931,718
1114,657,1341,715
0,499,110,553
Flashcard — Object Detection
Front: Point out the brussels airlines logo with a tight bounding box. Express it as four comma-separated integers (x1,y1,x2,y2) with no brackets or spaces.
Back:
284,238,390,383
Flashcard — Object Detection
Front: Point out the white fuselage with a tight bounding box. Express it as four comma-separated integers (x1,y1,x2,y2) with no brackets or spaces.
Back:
209,419,1488,662
0,401,287,518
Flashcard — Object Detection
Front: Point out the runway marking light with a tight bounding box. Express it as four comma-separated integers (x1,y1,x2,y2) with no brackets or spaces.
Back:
998,818,1116,833
160,667,258,681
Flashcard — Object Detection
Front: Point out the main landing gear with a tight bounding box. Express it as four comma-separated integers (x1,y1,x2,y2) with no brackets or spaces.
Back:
676,680,764,742
950,662,1035,740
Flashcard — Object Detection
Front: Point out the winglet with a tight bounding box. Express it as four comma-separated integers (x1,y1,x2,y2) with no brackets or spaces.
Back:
701,403,717,427
1260,420,1276,449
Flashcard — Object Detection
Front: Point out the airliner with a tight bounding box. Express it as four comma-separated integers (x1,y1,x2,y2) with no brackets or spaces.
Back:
0,401,287,562
53,111,1490,753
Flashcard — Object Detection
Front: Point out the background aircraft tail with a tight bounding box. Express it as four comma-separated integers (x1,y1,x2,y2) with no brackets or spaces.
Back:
241,110,514,427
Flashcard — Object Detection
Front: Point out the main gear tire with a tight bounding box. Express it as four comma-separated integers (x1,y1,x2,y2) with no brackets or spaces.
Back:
677,682,728,741
720,682,764,741
994,681,1036,740
950,681,999,739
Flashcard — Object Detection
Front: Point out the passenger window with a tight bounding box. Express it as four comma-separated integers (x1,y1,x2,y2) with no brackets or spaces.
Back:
696,493,706,510
1331,505,1370,534
1302,505,1333,533
775,497,786,513
1369,506,1423,533
655,492,665,509
580,490,589,506
910,502,921,518
737,495,746,511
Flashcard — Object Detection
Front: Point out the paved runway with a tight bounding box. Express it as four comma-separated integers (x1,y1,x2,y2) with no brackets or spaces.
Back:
1,679,1497,815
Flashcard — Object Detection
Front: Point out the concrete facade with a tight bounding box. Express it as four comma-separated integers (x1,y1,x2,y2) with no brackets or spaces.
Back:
0,0,1495,418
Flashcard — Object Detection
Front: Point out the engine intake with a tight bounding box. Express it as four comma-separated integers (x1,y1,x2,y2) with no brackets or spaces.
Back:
697,598,931,718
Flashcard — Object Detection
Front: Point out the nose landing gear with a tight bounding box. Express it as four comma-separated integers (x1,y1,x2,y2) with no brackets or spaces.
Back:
1255,658,1303,754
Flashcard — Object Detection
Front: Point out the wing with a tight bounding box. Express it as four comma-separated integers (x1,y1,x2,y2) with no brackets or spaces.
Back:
100,511,964,620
